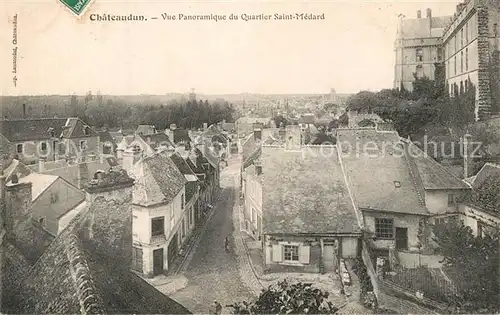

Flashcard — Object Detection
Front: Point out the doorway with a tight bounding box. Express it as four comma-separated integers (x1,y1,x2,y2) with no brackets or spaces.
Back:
395,227,408,250
153,248,164,276
323,240,338,273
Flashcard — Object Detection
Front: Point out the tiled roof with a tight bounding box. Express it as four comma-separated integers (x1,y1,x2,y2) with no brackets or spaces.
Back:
41,159,113,188
132,152,187,206
8,182,191,314
61,118,98,138
261,146,361,235
99,130,116,146
242,134,260,162
337,129,428,215
18,173,58,202
0,118,67,142
407,142,470,190
135,125,156,136
466,168,500,214
199,145,219,168
470,163,500,190
3,158,32,181
138,133,175,151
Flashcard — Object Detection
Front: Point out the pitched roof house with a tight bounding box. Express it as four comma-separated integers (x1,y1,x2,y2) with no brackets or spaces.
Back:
4,169,191,314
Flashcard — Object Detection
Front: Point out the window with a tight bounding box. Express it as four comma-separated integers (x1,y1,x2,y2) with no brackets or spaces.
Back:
181,193,185,210
461,29,464,48
80,140,87,150
189,207,194,226
416,65,424,78
132,247,143,272
461,51,464,73
447,194,455,206
454,56,457,75
394,181,401,188
252,207,257,223
16,143,23,154
39,217,45,225
50,192,59,204
465,48,468,71
465,22,468,43
477,221,483,237
84,126,90,136
283,245,299,261
416,48,423,62
151,216,165,237
375,218,394,239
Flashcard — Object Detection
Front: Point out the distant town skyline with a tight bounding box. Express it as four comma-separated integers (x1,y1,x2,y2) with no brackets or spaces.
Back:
1,0,459,96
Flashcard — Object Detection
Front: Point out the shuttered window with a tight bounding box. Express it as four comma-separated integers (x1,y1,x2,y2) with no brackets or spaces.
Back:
132,247,143,272
284,245,299,261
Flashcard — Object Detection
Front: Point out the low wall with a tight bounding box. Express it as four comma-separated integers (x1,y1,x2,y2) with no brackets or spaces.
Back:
361,240,379,300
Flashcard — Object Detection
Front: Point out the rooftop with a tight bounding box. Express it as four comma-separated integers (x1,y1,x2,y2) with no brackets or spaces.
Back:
261,145,361,235
132,152,187,206
0,118,67,142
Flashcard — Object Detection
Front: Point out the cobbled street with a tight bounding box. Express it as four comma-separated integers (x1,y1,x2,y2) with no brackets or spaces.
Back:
170,157,256,314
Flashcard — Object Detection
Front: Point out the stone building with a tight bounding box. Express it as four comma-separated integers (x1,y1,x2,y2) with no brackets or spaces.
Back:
394,9,452,91
442,0,500,120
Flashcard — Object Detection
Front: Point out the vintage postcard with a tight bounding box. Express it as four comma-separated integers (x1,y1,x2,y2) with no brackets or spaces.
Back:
1,0,500,314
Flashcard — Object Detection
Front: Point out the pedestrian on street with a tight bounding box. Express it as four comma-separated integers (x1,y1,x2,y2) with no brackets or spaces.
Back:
215,301,223,315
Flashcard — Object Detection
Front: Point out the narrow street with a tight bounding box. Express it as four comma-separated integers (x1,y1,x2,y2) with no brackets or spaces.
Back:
170,156,255,314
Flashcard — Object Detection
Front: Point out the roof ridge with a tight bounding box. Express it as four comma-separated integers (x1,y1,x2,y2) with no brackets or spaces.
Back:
401,141,427,208
64,233,105,314
407,139,468,184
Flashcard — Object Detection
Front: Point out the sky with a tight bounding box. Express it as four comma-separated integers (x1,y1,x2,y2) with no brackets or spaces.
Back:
1,0,460,96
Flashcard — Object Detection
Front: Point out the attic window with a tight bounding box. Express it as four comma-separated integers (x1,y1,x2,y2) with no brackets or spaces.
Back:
84,126,90,136
394,181,401,188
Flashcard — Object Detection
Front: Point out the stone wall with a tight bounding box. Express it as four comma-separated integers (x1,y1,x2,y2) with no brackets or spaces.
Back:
477,5,492,119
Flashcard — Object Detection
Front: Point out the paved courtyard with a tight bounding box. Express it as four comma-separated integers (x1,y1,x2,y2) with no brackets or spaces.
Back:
169,157,256,314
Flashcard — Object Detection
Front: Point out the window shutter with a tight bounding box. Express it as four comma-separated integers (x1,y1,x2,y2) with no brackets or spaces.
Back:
299,245,310,264
272,245,282,262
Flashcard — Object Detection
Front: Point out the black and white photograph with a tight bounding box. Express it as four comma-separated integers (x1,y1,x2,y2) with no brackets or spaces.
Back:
1,0,500,314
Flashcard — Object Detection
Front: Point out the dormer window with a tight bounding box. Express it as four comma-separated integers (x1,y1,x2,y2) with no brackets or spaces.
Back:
394,181,401,188
48,127,55,137
84,126,91,136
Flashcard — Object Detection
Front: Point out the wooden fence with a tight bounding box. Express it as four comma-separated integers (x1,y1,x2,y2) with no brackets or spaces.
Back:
384,265,457,304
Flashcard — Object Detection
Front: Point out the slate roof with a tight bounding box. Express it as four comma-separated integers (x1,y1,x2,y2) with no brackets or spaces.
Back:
173,129,192,144
7,179,191,314
170,152,199,202
261,146,361,235
132,152,187,206
61,118,98,138
0,118,67,142
407,142,470,190
99,130,117,148
399,16,453,39
337,129,428,215
242,134,260,163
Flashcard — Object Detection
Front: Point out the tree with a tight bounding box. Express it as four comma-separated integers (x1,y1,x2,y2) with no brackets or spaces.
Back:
227,280,338,314
273,115,289,128
432,220,499,312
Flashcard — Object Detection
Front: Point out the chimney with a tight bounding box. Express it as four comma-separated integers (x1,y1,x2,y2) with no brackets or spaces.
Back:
463,133,474,178
22,104,26,119
285,125,303,151
84,169,135,266
278,127,286,140
170,124,177,131
253,123,263,141
38,157,46,173
426,8,432,18
77,161,89,189
5,174,33,250
417,10,422,18
203,123,208,131
122,145,143,172
255,160,263,175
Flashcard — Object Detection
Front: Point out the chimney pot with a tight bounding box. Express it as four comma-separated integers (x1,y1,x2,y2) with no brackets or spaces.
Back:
417,10,422,18
11,174,19,184
426,8,431,18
